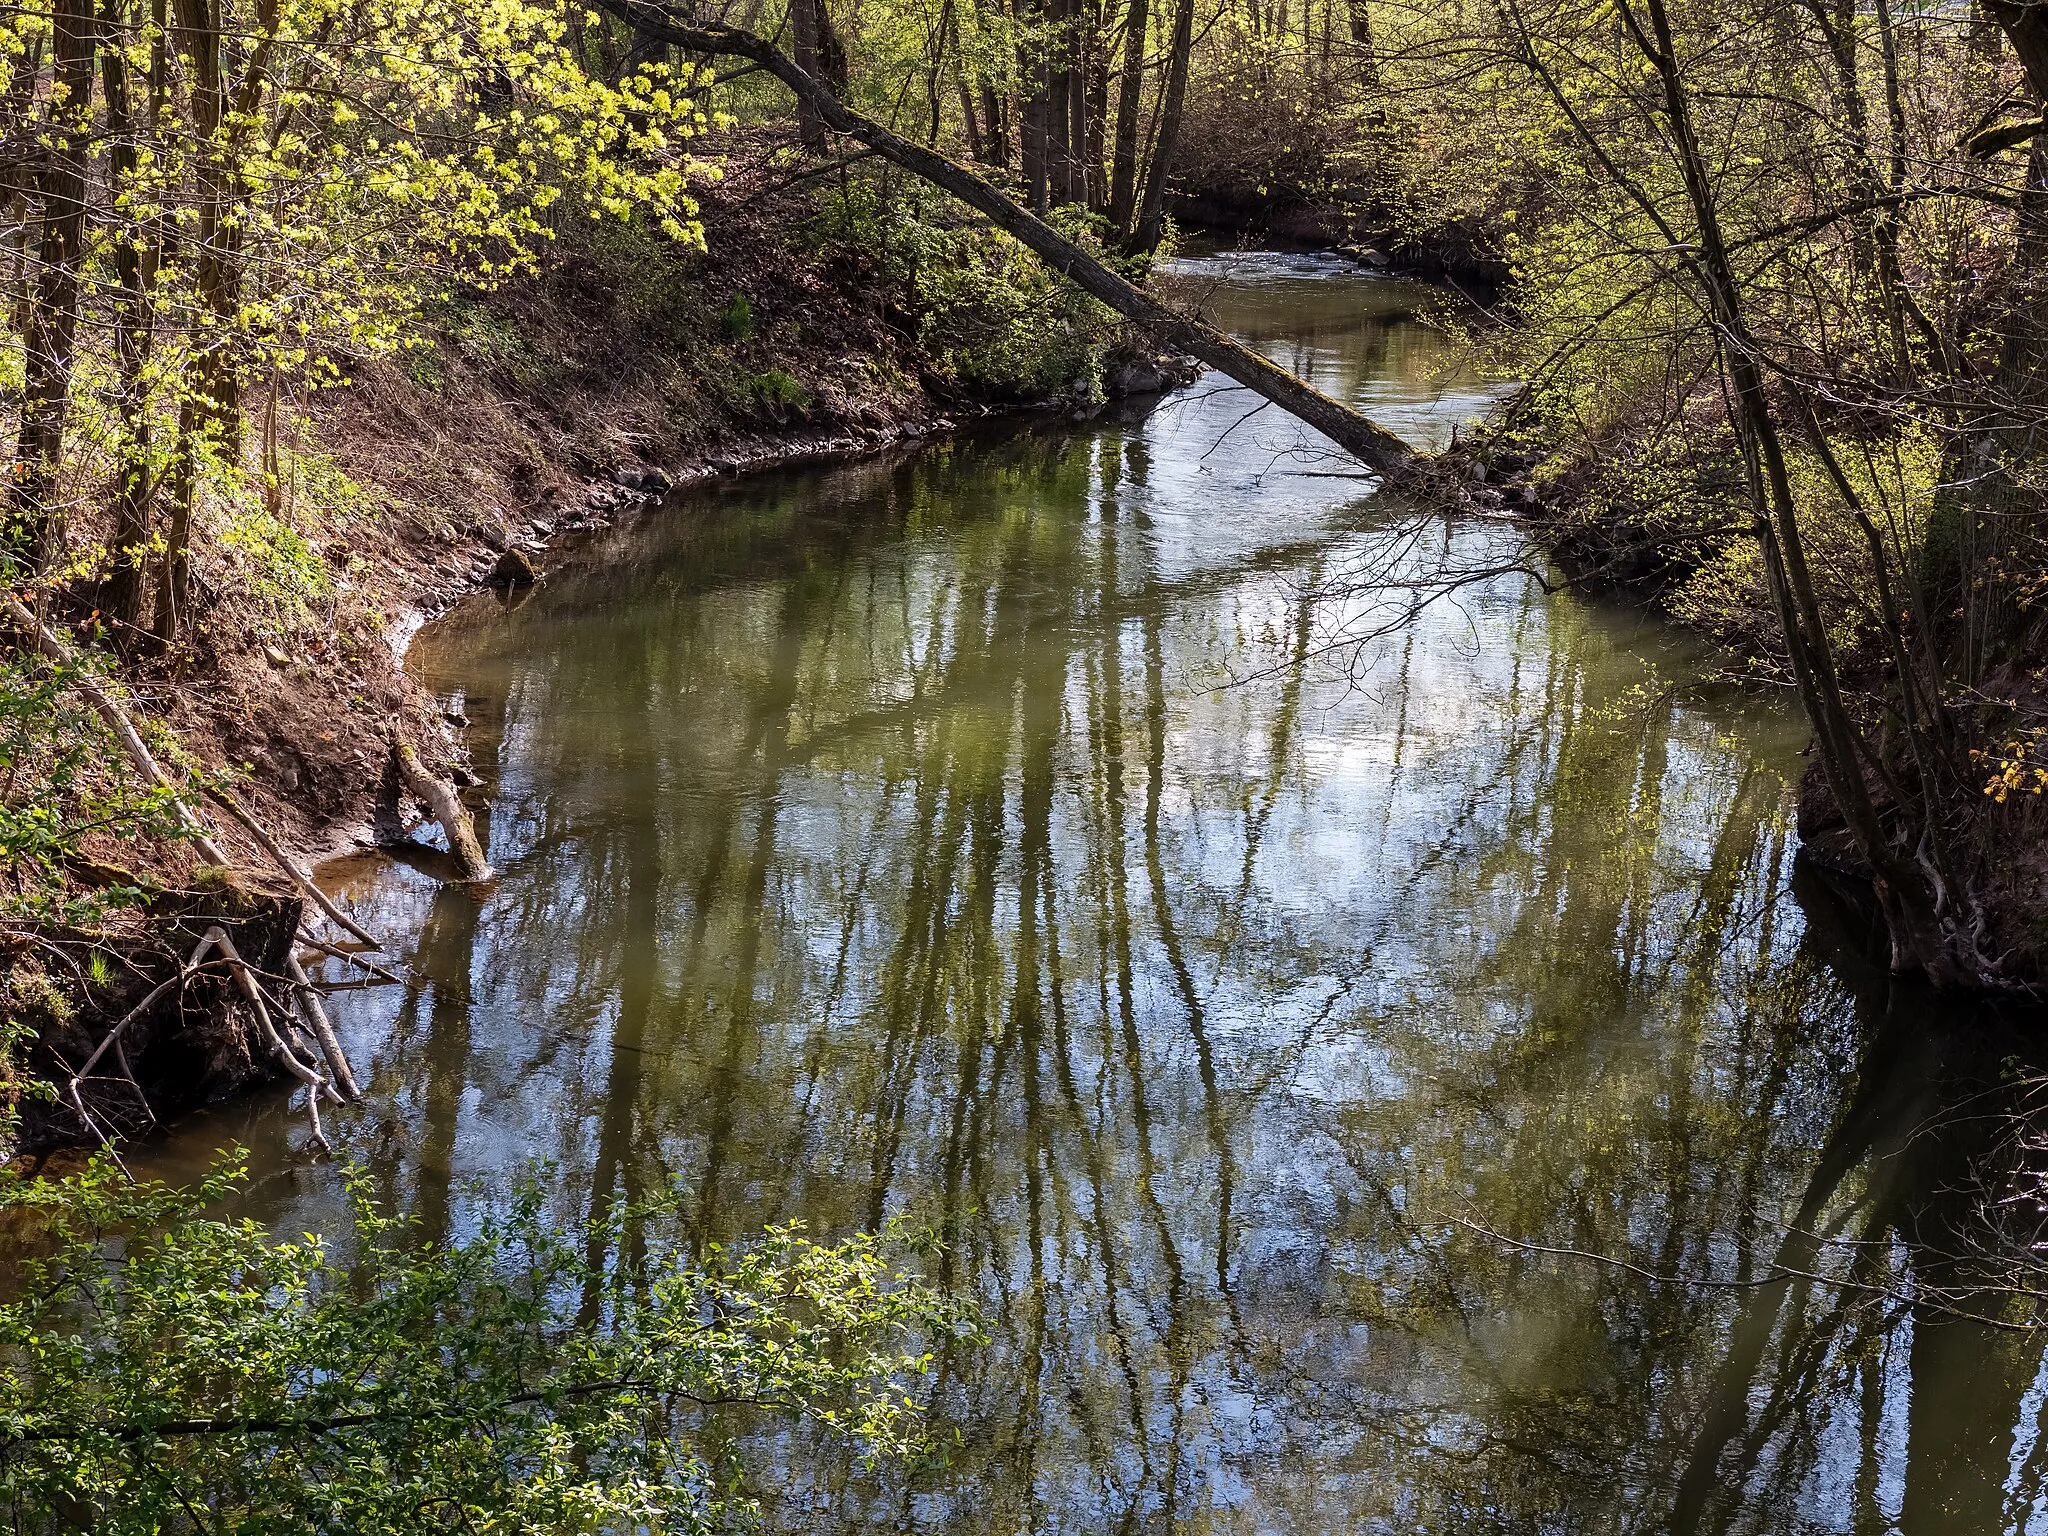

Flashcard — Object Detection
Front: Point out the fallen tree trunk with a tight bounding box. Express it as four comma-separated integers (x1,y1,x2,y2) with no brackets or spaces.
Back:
4,594,229,866
392,742,494,882
607,4,1425,481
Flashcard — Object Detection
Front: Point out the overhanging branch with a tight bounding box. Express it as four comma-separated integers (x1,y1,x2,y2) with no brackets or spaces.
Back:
612,3,1431,481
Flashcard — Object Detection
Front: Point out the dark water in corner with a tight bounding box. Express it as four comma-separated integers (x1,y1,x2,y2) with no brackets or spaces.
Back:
149,252,2048,1534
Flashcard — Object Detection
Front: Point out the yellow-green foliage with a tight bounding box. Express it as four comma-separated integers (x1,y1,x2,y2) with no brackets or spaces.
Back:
817,176,1123,400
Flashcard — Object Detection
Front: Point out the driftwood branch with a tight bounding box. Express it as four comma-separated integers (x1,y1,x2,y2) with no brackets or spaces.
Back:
392,743,493,882
296,929,404,986
286,951,361,1102
604,4,1427,481
3,595,229,865
203,785,384,949
207,925,335,1155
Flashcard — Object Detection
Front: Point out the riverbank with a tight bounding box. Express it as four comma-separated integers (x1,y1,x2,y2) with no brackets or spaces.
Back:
1470,383,2048,984
2,144,1196,1158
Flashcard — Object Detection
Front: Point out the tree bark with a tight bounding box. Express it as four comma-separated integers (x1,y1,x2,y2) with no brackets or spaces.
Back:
7,0,97,576
1130,0,1194,255
606,5,1423,478
1018,0,1050,208
791,0,827,149
1106,0,1150,233
1346,0,1378,89
1987,0,2048,95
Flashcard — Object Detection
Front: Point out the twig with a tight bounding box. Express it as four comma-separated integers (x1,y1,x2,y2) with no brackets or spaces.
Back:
204,787,385,949
295,930,404,985
1,594,227,865
286,951,360,1102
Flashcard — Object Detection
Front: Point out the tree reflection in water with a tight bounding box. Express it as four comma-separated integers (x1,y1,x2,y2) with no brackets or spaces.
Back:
144,254,2048,1535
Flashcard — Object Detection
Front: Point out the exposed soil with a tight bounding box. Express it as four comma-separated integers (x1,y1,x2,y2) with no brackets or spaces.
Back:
9,136,1190,1155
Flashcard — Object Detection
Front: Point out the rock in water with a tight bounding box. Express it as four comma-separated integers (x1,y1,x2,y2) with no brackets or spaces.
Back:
488,548,538,588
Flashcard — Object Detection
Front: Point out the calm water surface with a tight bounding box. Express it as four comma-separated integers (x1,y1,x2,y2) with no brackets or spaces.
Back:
152,250,2048,1533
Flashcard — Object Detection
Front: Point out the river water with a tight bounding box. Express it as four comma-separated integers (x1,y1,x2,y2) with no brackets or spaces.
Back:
150,250,2048,1533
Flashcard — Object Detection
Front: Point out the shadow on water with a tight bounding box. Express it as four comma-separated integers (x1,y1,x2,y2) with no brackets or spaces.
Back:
140,253,2048,1534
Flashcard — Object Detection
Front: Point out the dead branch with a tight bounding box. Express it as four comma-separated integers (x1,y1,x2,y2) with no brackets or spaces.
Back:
391,743,493,882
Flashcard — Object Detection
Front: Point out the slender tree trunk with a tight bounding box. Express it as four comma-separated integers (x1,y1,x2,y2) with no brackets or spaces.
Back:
158,0,244,644
1130,0,1194,254
1621,0,1964,978
0,40,46,347
792,0,827,148
1346,0,1378,89
1084,0,1108,208
957,72,987,161
1106,0,1150,232
7,0,97,576
1046,0,1074,202
981,78,1009,165
100,0,163,634
1019,0,1050,208
969,0,1009,164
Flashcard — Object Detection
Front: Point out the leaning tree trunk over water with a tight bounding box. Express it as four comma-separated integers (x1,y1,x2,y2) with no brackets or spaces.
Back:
606,4,1422,479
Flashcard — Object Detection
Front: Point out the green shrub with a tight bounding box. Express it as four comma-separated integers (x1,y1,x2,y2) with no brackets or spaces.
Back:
0,1152,973,1531
813,175,1124,400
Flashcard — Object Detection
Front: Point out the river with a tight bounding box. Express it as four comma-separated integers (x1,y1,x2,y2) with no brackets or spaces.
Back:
147,249,2048,1534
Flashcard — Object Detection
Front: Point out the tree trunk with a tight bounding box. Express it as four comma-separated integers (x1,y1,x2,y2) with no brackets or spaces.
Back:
1621,0,1974,981
1046,0,1075,203
1018,0,1050,209
1085,0,1109,210
1987,0,2048,94
1106,0,1151,233
6,0,97,576
792,0,827,149
981,77,1009,165
1130,0,1194,255
100,0,162,635
157,0,247,644
1346,0,1379,89
606,6,1423,477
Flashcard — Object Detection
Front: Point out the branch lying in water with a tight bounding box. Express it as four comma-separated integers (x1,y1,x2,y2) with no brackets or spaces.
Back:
603,2,1433,483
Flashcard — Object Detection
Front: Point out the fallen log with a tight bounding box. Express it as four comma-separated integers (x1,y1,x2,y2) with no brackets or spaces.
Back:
605,4,1424,482
286,951,362,1102
3,592,385,956
3,594,229,866
392,742,494,882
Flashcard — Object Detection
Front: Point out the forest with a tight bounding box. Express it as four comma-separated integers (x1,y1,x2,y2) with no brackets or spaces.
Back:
4,0,2048,1523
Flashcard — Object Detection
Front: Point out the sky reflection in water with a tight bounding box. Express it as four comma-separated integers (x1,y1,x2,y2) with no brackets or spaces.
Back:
148,251,2048,1535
